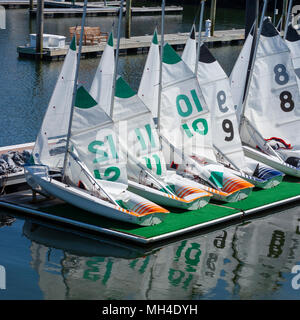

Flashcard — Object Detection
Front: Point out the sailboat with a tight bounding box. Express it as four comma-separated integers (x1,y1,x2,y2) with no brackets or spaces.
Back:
88,27,212,210
181,23,284,189
230,14,300,177
24,2,169,226
138,29,254,203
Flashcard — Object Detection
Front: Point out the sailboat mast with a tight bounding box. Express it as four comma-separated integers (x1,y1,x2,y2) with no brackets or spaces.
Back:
110,0,125,119
284,0,293,39
239,0,268,132
62,0,88,180
195,0,205,75
157,0,166,133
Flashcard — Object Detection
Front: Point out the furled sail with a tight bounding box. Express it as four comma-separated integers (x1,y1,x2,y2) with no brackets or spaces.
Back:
32,36,77,168
240,19,300,163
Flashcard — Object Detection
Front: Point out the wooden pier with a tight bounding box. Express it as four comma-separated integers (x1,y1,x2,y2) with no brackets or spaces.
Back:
29,5,183,17
0,1,122,8
17,29,245,61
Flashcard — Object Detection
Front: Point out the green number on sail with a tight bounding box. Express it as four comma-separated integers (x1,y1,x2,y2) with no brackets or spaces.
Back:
143,154,162,176
182,118,208,137
94,167,120,182
280,91,294,112
135,124,156,150
176,90,203,118
274,64,289,85
217,90,229,113
88,141,108,163
222,119,234,141
88,135,118,163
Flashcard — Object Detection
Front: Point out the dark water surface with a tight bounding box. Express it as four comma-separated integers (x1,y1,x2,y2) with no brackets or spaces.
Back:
0,5,300,300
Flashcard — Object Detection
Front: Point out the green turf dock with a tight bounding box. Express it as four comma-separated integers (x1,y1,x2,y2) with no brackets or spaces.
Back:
0,177,299,245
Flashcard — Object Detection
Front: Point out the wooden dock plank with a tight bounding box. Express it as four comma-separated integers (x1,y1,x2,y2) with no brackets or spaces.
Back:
17,29,245,60
0,1,121,7
29,6,183,17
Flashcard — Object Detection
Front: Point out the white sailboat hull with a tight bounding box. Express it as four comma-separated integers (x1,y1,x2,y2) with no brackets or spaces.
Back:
243,146,300,178
25,167,168,226
225,162,284,189
128,180,211,211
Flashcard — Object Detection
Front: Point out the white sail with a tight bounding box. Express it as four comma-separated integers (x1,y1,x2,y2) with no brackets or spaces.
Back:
32,36,77,168
160,42,216,163
180,25,284,188
136,31,256,200
138,30,160,119
181,24,196,77
229,31,254,122
89,31,114,115
285,24,300,92
241,18,300,163
69,85,128,197
113,76,167,181
188,43,249,172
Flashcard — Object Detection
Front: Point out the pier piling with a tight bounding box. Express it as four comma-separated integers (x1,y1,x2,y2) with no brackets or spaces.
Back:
36,0,44,59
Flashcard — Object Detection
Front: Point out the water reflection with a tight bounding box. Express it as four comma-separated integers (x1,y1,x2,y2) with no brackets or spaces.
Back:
21,203,300,300
0,213,16,228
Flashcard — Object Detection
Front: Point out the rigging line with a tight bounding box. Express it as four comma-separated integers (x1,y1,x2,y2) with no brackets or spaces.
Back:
62,0,88,182
192,1,202,26
284,0,293,39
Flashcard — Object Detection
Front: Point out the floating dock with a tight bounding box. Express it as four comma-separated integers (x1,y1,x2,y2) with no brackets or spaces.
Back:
1,176,299,245
17,29,245,60
1,142,300,245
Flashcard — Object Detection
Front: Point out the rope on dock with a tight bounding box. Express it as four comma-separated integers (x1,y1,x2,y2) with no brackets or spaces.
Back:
0,150,31,175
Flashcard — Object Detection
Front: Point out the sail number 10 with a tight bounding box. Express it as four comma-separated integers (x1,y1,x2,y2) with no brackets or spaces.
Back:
176,90,208,137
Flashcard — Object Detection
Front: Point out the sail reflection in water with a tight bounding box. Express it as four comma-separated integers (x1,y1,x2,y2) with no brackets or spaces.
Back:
23,203,300,299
